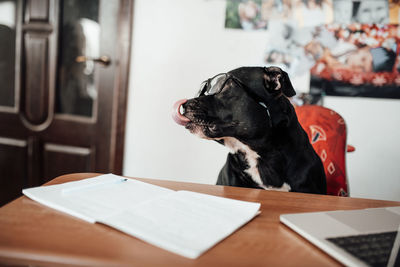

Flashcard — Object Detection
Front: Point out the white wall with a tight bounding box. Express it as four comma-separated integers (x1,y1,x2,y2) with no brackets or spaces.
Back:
324,97,400,201
123,0,400,201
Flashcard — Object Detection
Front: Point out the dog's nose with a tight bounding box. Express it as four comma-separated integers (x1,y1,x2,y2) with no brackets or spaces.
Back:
172,99,190,126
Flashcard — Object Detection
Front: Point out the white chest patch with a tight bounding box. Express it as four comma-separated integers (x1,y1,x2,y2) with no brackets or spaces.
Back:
222,137,263,185
220,137,291,192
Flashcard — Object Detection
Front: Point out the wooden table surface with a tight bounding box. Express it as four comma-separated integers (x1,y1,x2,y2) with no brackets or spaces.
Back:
1,173,399,267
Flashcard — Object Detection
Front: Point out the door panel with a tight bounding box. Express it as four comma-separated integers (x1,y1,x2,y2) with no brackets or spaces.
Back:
21,0,57,132
23,33,50,125
0,137,27,205
57,0,100,117
25,0,49,22
0,0,132,206
43,143,94,182
0,0,17,108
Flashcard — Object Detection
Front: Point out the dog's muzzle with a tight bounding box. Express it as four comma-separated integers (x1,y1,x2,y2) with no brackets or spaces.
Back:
172,99,190,126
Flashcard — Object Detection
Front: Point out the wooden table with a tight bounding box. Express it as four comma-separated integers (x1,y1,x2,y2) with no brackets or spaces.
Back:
1,173,399,267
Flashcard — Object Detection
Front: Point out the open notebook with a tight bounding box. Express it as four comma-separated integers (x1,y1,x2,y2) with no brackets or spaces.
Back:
22,174,261,259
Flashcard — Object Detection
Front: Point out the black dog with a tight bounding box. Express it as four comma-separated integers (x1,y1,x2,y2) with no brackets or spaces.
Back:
172,66,326,194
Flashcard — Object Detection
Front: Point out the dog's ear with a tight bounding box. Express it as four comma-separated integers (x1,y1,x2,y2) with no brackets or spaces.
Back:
263,67,296,97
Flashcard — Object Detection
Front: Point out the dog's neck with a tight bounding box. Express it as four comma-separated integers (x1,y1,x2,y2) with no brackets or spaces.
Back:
220,137,291,192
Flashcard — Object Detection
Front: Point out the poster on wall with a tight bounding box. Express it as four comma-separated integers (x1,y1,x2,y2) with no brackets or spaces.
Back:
293,0,333,27
225,0,400,99
332,0,390,24
389,0,400,24
225,0,269,30
225,0,334,30
260,0,333,93
309,24,400,99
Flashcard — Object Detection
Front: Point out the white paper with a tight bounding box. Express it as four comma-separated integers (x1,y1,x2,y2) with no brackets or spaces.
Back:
23,174,174,223
101,190,260,258
22,174,261,259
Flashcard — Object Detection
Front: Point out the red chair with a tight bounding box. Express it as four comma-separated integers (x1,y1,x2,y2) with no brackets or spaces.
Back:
295,105,355,196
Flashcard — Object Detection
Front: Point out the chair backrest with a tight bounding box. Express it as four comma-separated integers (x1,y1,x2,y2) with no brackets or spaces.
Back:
295,105,349,196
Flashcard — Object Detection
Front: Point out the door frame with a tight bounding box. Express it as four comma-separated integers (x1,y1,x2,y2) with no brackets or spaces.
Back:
106,0,133,174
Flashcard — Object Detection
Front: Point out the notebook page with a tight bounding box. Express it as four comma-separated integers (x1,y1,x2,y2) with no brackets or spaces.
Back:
23,174,174,223
101,190,261,259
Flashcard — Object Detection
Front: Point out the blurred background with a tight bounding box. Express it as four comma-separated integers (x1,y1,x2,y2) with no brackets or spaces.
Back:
0,0,399,206
124,0,400,201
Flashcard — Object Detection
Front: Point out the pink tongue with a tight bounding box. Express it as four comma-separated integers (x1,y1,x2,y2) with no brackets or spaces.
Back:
172,99,190,126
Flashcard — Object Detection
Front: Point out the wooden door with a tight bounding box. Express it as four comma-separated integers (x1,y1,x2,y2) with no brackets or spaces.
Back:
0,0,133,206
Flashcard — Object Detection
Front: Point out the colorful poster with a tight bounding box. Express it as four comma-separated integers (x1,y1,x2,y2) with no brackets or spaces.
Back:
333,0,390,24
309,24,400,99
293,0,333,27
389,0,400,24
226,0,400,99
225,0,269,30
225,0,333,30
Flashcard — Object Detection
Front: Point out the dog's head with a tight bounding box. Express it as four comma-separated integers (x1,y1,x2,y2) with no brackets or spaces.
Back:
172,66,295,141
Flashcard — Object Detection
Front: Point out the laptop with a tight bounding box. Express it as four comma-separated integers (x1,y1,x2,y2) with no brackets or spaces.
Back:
280,206,400,267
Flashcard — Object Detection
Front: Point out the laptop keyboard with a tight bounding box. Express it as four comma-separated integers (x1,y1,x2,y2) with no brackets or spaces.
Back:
327,231,398,267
